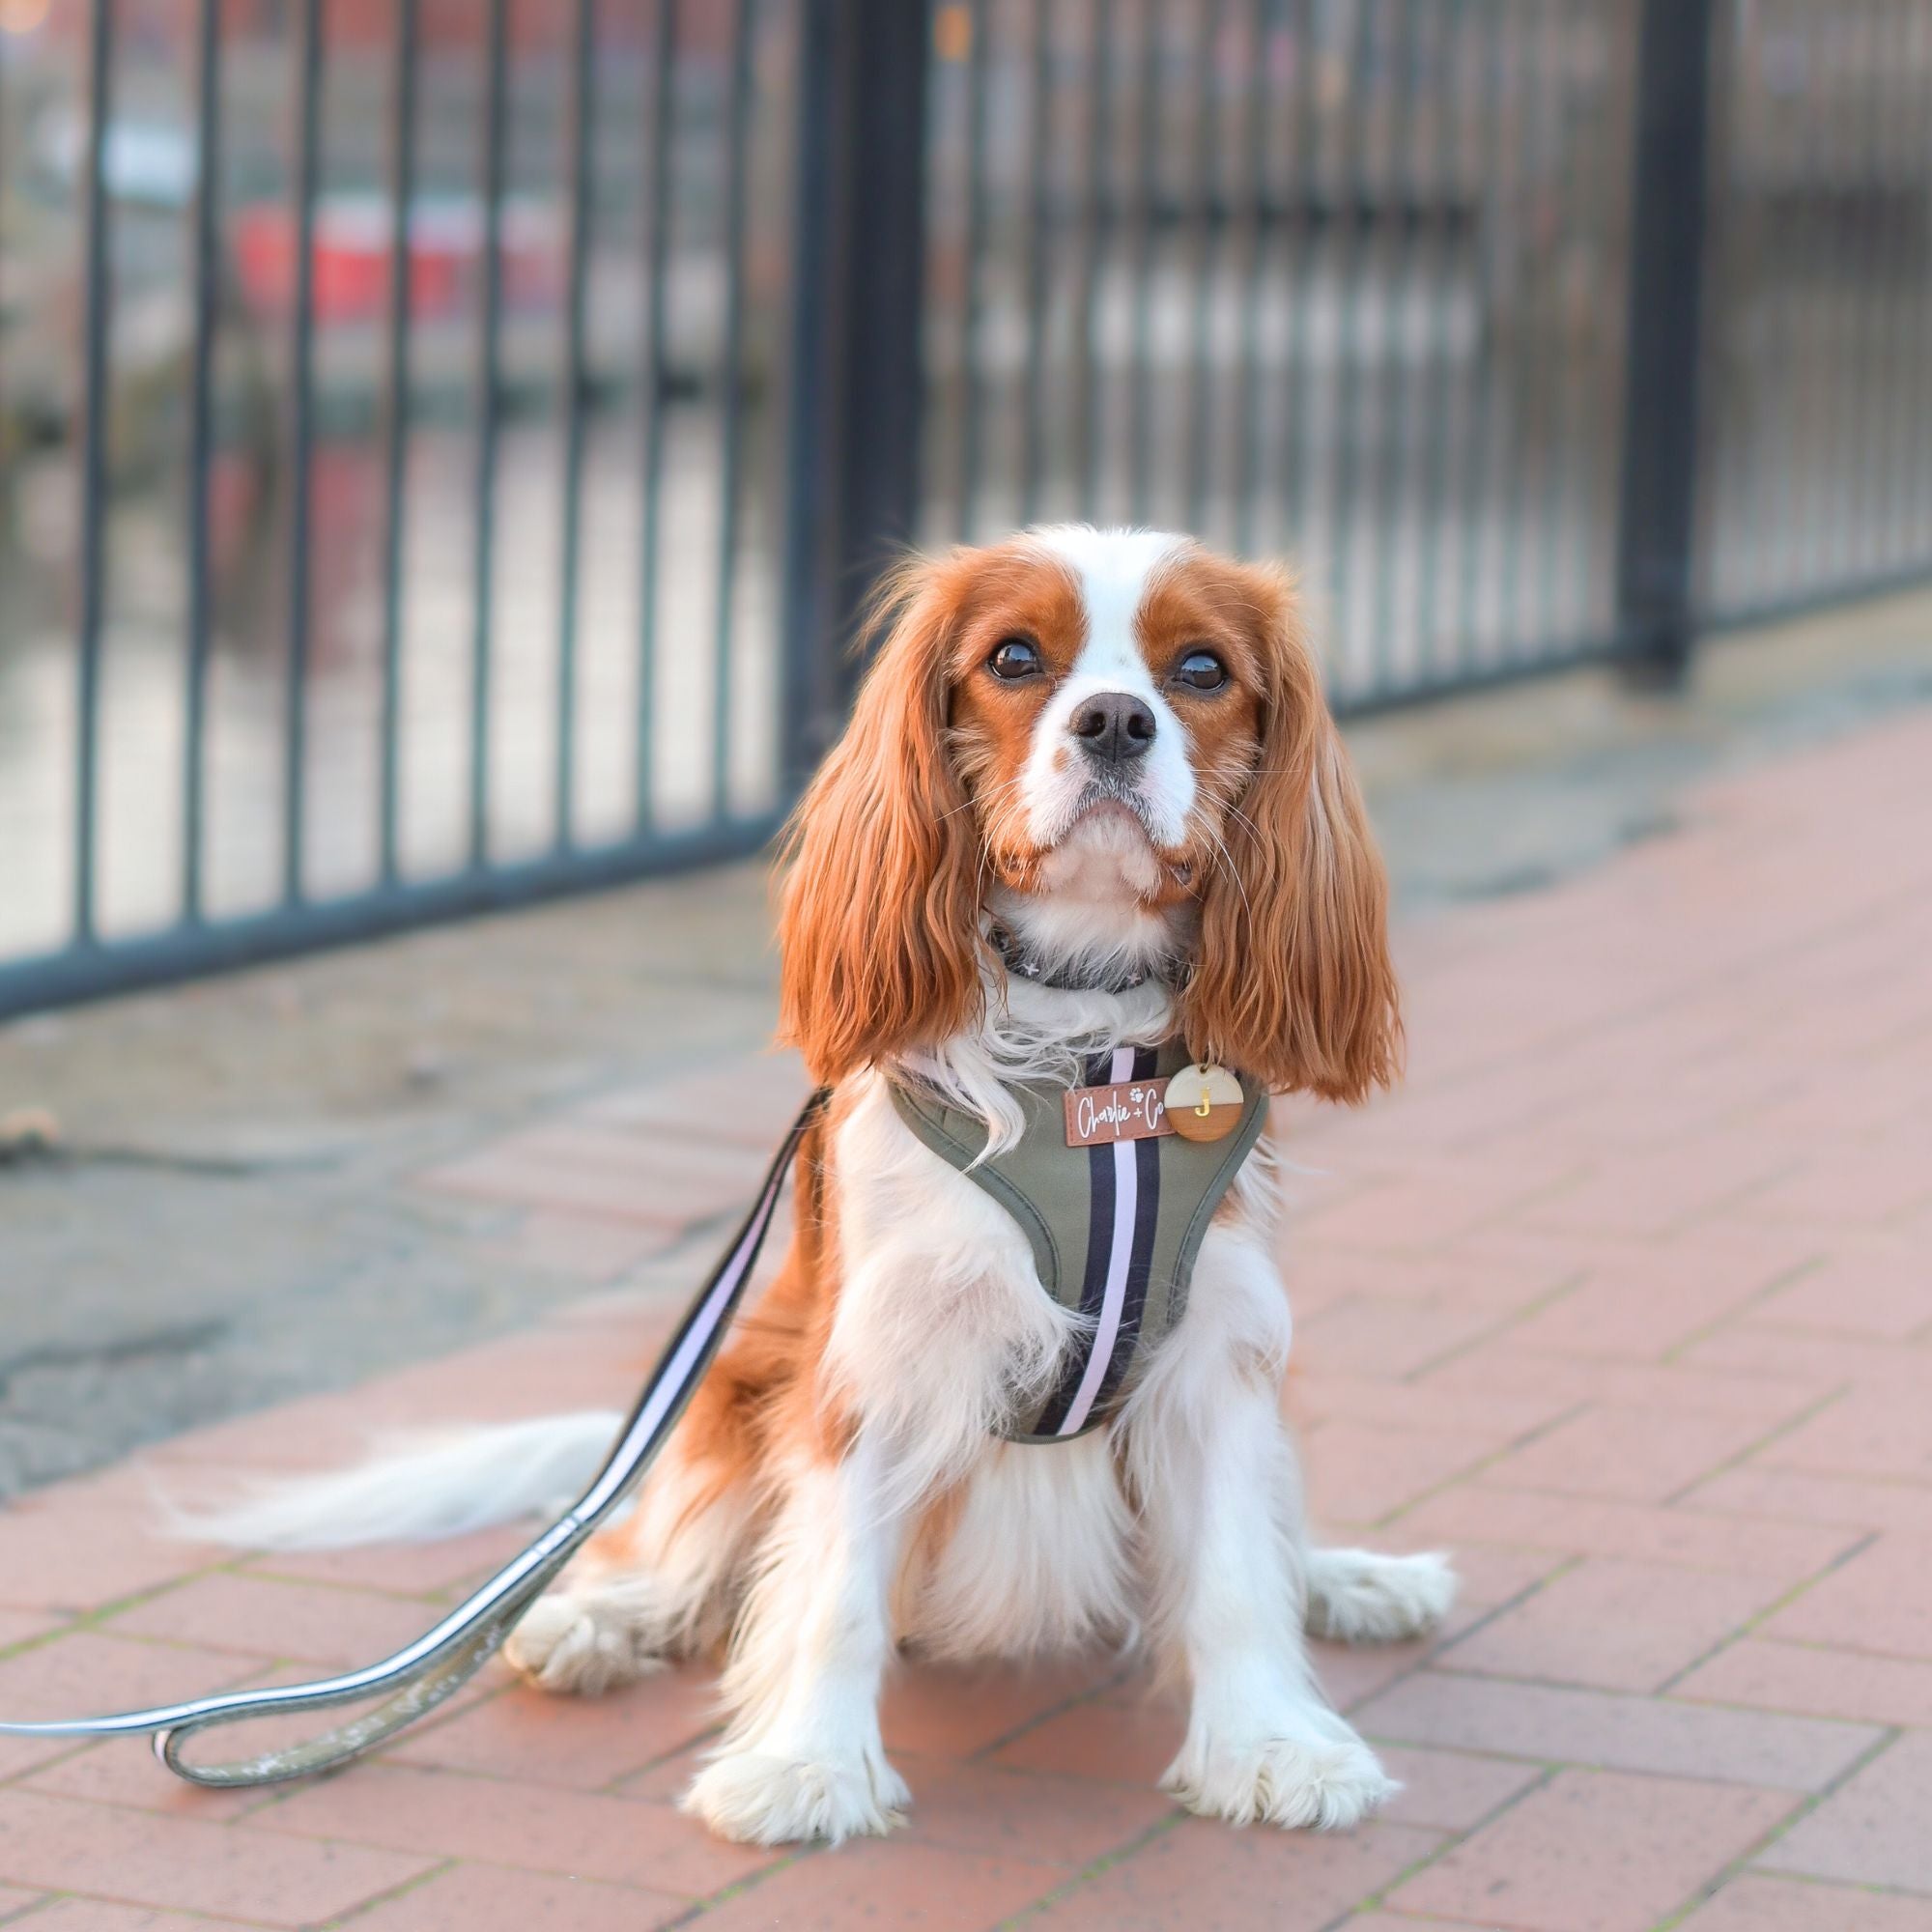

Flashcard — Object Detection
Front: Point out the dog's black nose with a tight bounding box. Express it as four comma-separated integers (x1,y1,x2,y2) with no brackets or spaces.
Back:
1070,692,1156,763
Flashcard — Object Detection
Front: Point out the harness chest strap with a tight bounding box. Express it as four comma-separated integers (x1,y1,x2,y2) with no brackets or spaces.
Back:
890,1041,1268,1443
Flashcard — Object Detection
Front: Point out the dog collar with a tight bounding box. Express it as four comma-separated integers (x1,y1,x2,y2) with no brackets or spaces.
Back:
891,1043,1266,1443
983,922,1171,994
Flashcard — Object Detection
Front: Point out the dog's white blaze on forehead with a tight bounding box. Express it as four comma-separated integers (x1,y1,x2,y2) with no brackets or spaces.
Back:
1030,524,1186,685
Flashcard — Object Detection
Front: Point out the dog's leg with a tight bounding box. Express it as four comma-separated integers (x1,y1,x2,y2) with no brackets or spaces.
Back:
507,1434,755,1696
683,1433,911,1846
1138,1368,1398,1832
1305,1546,1457,1645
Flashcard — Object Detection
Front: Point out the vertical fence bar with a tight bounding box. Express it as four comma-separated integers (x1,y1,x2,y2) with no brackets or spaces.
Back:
956,0,991,539
1886,0,1917,568
1588,3,1643,630
1726,0,1776,604
1756,0,1801,602
72,0,114,947
1322,0,1378,690
1367,0,1423,692
1279,0,1321,556
1901,0,1932,568
710,0,753,822
1076,0,1116,520
1818,1,1849,584
1913,0,1932,567
1822,3,1860,590
469,0,509,868
636,0,676,833
1183,0,1228,538
1453,1,1511,673
1875,0,1912,573
1538,4,1589,645
1690,0,1734,613
1816,2,1862,589
1851,0,1890,585
1018,1,1054,526
378,0,419,887
778,0,932,789
1125,0,1163,526
555,0,595,849
183,0,222,923
281,0,323,906
1232,0,1274,557
1847,0,1889,582
779,0,838,793
1498,0,1560,662
1822,0,1858,584
1918,0,1932,567
1783,3,1833,598
1615,0,1715,680
1875,0,1910,580
1412,0,1466,680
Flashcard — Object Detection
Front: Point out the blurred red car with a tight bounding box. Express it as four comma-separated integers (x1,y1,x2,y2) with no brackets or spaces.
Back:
230,193,564,324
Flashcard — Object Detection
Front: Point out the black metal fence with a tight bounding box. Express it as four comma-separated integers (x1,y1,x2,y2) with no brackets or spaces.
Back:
1,0,1929,1018
923,0,1645,705
1698,0,1932,624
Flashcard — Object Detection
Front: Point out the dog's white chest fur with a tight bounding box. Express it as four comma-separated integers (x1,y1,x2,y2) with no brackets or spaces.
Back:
209,525,1454,1849
899,1435,1136,1658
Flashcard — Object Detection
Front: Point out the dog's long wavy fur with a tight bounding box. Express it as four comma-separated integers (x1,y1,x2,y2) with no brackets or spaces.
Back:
182,528,1454,1847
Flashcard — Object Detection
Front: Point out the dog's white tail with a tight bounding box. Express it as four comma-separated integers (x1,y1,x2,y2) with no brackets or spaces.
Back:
165,1410,624,1551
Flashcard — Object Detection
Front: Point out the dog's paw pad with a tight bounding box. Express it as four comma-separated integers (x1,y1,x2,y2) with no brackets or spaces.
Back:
1163,1734,1397,1833
505,1592,663,1697
683,1749,910,1846
1307,1548,1458,1645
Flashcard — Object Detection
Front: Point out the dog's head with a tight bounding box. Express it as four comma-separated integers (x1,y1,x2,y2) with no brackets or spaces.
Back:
778,526,1401,1100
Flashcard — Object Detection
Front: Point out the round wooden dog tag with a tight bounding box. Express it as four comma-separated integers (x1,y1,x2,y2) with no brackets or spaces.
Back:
1164,1063,1244,1143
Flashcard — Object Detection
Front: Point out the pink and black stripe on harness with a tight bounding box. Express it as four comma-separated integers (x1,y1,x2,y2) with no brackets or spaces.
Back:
889,1041,1268,1442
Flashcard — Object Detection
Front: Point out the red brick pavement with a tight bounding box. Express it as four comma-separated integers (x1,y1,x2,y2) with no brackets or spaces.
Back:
1,708,1929,1927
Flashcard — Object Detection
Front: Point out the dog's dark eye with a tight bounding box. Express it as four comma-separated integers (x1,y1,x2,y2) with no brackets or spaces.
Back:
1173,648,1227,692
988,638,1043,681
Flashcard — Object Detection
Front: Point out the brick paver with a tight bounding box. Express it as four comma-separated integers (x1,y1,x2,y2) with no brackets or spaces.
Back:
0,707,1927,1926
1755,1731,1932,1895
1386,1768,1798,1932
1676,1875,1932,1932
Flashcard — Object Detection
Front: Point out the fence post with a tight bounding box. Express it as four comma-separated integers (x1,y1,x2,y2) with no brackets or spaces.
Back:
779,0,932,794
1614,0,1716,685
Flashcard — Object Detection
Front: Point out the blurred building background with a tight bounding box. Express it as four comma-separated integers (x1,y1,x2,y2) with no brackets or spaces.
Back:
1,0,1929,1013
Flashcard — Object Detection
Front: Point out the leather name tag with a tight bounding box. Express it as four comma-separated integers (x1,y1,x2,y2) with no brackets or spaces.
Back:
1064,1079,1176,1148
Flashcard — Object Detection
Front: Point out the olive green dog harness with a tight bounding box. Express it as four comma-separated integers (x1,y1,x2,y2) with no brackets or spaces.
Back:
891,1043,1267,1443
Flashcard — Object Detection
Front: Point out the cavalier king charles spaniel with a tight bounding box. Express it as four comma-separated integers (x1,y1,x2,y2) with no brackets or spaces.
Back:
221,526,1455,1846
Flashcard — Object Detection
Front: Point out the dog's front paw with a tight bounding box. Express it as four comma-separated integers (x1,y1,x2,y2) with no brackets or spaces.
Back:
1306,1548,1458,1645
1163,1728,1397,1833
506,1589,664,1697
683,1747,911,1846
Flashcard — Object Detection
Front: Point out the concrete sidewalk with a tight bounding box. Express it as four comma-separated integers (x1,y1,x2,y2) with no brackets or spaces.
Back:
0,701,1928,1927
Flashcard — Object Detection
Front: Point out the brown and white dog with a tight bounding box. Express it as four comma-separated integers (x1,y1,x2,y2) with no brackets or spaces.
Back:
211,526,1453,1845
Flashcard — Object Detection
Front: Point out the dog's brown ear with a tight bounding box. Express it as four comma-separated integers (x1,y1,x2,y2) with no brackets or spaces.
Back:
777,559,982,1085
1179,566,1403,1101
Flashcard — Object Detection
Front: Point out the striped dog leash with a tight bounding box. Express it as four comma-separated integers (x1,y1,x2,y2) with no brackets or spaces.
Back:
0,1090,830,1788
